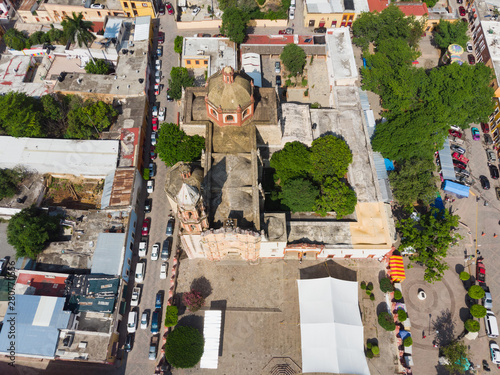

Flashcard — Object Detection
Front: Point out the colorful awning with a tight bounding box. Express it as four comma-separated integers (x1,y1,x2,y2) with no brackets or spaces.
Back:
389,255,406,281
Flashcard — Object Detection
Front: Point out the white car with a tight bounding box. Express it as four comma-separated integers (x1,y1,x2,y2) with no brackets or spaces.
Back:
151,243,159,261
466,42,473,53
139,240,147,257
140,311,148,329
484,291,493,310
192,6,200,15
147,180,154,194
160,262,167,279
131,287,141,307
491,342,500,365
127,311,137,333
155,59,161,71
155,70,161,83
90,3,104,8
289,7,295,19
152,105,158,117
158,107,165,122
151,131,157,146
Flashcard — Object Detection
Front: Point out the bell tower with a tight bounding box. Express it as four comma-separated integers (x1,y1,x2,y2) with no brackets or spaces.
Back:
176,166,209,234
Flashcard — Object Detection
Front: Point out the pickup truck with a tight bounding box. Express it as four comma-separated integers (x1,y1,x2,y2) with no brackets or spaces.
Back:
149,335,159,360
139,236,148,257
452,152,469,165
131,287,141,307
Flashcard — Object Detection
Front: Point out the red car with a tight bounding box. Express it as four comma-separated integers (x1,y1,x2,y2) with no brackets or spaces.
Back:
278,29,286,34
453,160,467,170
452,152,469,164
477,257,486,284
448,129,462,138
166,2,174,15
481,123,490,133
152,117,158,131
150,146,157,160
459,6,466,16
468,54,475,65
158,32,164,44
141,218,151,236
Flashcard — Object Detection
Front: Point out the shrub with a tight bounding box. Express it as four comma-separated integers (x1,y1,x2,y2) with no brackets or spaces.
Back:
310,102,321,109
465,319,480,332
378,312,396,331
459,271,470,281
366,342,372,349
174,35,183,54
285,79,292,87
370,294,375,301
366,289,372,296
394,289,403,300
360,281,366,290
302,78,308,87
304,89,309,96
165,305,179,327
366,349,374,358
165,326,204,368
403,337,413,347
372,345,380,356
470,304,487,318
182,290,205,312
397,309,407,322
468,285,485,300
366,282,374,291
143,168,150,180
380,277,394,293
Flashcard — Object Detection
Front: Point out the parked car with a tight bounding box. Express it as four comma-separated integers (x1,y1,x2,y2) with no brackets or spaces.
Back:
289,7,295,19
131,287,141,307
141,218,151,236
484,134,493,145
140,311,148,329
157,46,163,57
490,164,499,179
481,122,490,133
497,187,500,201
452,152,469,164
275,61,281,74
145,198,152,213
166,218,175,236
276,75,281,86
278,29,287,34
453,160,467,170
151,131,157,146
472,127,480,140
192,6,201,15
477,257,486,284
152,117,158,131
127,311,137,333
158,107,165,122
466,41,473,52
151,310,159,334
166,89,174,102
151,243,160,261
149,162,156,178
147,180,154,193
448,129,462,138
491,341,500,364
139,238,147,257
160,263,167,279
152,105,158,117
90,3,104,9
150,146,157,160
468,54,475,65
484,290,493,310
158,5,165,15
124,334,133,352
480,175,491,190
459,6,466,16
135,262,145,283
455,167,470,177
451,144,465,154
166,2,174,15
487,149,497,162
314,27,327,33
162,238,171,261
457,0,463,3
158,32,164,44
155,292,163,309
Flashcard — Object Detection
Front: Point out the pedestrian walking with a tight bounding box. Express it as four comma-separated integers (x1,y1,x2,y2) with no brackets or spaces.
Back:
495,234,498,238
482,231,486,236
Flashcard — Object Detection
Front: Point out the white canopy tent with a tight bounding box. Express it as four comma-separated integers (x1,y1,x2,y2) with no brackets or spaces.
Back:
297,277,370,375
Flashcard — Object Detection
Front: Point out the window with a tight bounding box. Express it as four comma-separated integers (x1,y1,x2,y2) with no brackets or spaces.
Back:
243,109,249,118
308,20,315,27
344,254,352,258
226,114,234,122
203,60,208,65
195,60,200,65
131,2,136,7
133,10,138,15
126,12,131,16
62,11,67,17
211,108,217,117
127,258,131,265
125,269,129,276
131,232,135,238
186,59,191,64
124,2,128,7
97,11,101,16
129,243,133,250
331,20,337,27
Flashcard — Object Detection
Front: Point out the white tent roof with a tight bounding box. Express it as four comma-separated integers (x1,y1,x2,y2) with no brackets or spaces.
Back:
200,310,222,369
297,277,370,375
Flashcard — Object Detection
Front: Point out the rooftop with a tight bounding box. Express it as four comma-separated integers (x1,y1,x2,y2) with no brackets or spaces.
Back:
281,103,314,147
367,0,428,16
478,21,500,80
325,28,358,84
0,137,119,178
55,330,112,362
108,168,137,208
0,55,50,97
16,270,69,297
183,37,237,77
90,232,126,277
207,68,253,111
45,0,123,9
241,35,326,56
305,0,369,13
0,295,71,358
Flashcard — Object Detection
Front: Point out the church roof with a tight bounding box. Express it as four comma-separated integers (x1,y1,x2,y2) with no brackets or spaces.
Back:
207,69,253,111
177,183,200,208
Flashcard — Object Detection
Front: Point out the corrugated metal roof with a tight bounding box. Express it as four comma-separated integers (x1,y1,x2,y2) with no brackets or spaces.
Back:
378,178,393,203
359,89,370,110
372,152,388,180
443,180,469,197
438,138,456,181
91,233,126,276
134,16,151,42
101,170,115,209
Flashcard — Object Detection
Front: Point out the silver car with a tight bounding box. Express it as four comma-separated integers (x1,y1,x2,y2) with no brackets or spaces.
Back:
484,291,493,310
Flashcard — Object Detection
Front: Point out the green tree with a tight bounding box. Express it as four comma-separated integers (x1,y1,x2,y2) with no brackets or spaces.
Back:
165,326,204,368
279,178,319,212
433,20,469,49
468,285,485,300
464,319,480,332
4,28,29,50
29,31,47,46
441,341,468,374
378,311,396,331
470,304,487,318
7,206,60,259
157,123,205,166
46,25,65,44
218,0,237,10
379,277,394,293
0,92,45,138
394,289,403,300
280,43,307,76
0,168,23,200
270,141,311,184
314,177,357,218
424,0,438,7
459,271,470,281
168,67,195,100
397,208,460,283
174,36,183,54
397,309,407,322
403,337,413,347
310,135,352,181
221,7,249,44
66,100,117,139
165,305,179,327
84,59,110,75
61,12,96,62
389,158,437,208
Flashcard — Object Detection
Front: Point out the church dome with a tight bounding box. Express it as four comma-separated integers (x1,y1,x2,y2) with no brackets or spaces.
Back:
207,66,253,111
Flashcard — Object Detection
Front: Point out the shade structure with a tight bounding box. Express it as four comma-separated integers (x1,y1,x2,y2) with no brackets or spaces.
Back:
200,310,222,369
389,255,406,281
297,277,370,375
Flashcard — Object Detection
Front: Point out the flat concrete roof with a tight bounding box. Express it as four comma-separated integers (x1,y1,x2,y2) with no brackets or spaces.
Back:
306,0,369,13
0,55,50,97
281,103,313,147
56,330,111,362
45,0,123,9
183,37,237,77
325,28,358,84
0,137,119,178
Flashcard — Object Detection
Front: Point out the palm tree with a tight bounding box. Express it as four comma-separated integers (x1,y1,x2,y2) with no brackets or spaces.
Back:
61,12,96,63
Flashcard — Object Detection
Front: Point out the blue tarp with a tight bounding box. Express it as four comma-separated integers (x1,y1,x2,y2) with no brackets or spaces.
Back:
443,180,470,198
384,159,395,171
399,330,411,340
432,195,445,211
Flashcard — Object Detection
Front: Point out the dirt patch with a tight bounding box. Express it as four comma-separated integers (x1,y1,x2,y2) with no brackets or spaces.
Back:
43,176,104,210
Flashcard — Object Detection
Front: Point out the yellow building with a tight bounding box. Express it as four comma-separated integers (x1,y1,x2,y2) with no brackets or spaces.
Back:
119,0,157,18
303,0,368,28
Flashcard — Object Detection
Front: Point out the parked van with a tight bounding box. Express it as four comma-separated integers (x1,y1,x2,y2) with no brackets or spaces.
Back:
485,311,499,338
135,262,145,283
127,311,137,333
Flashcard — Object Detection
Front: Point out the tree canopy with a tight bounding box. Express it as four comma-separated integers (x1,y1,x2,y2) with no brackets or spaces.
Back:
165,326,204,368
270,141,311,184
397,208,460,283
315,177,357,218
61,12,95,48
84,59,110,75
174,36,183,54
66,99,117,139
157,123,205,166
4,28,29,50
221,7,249,44
168,67,195,100
0,92,45,137
280,43,307,76
433,20,469,49
441,341,469,374
279,178,319,213
0,168,23,200
7,206,61,259
389,158,437,208
310,135,352,182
